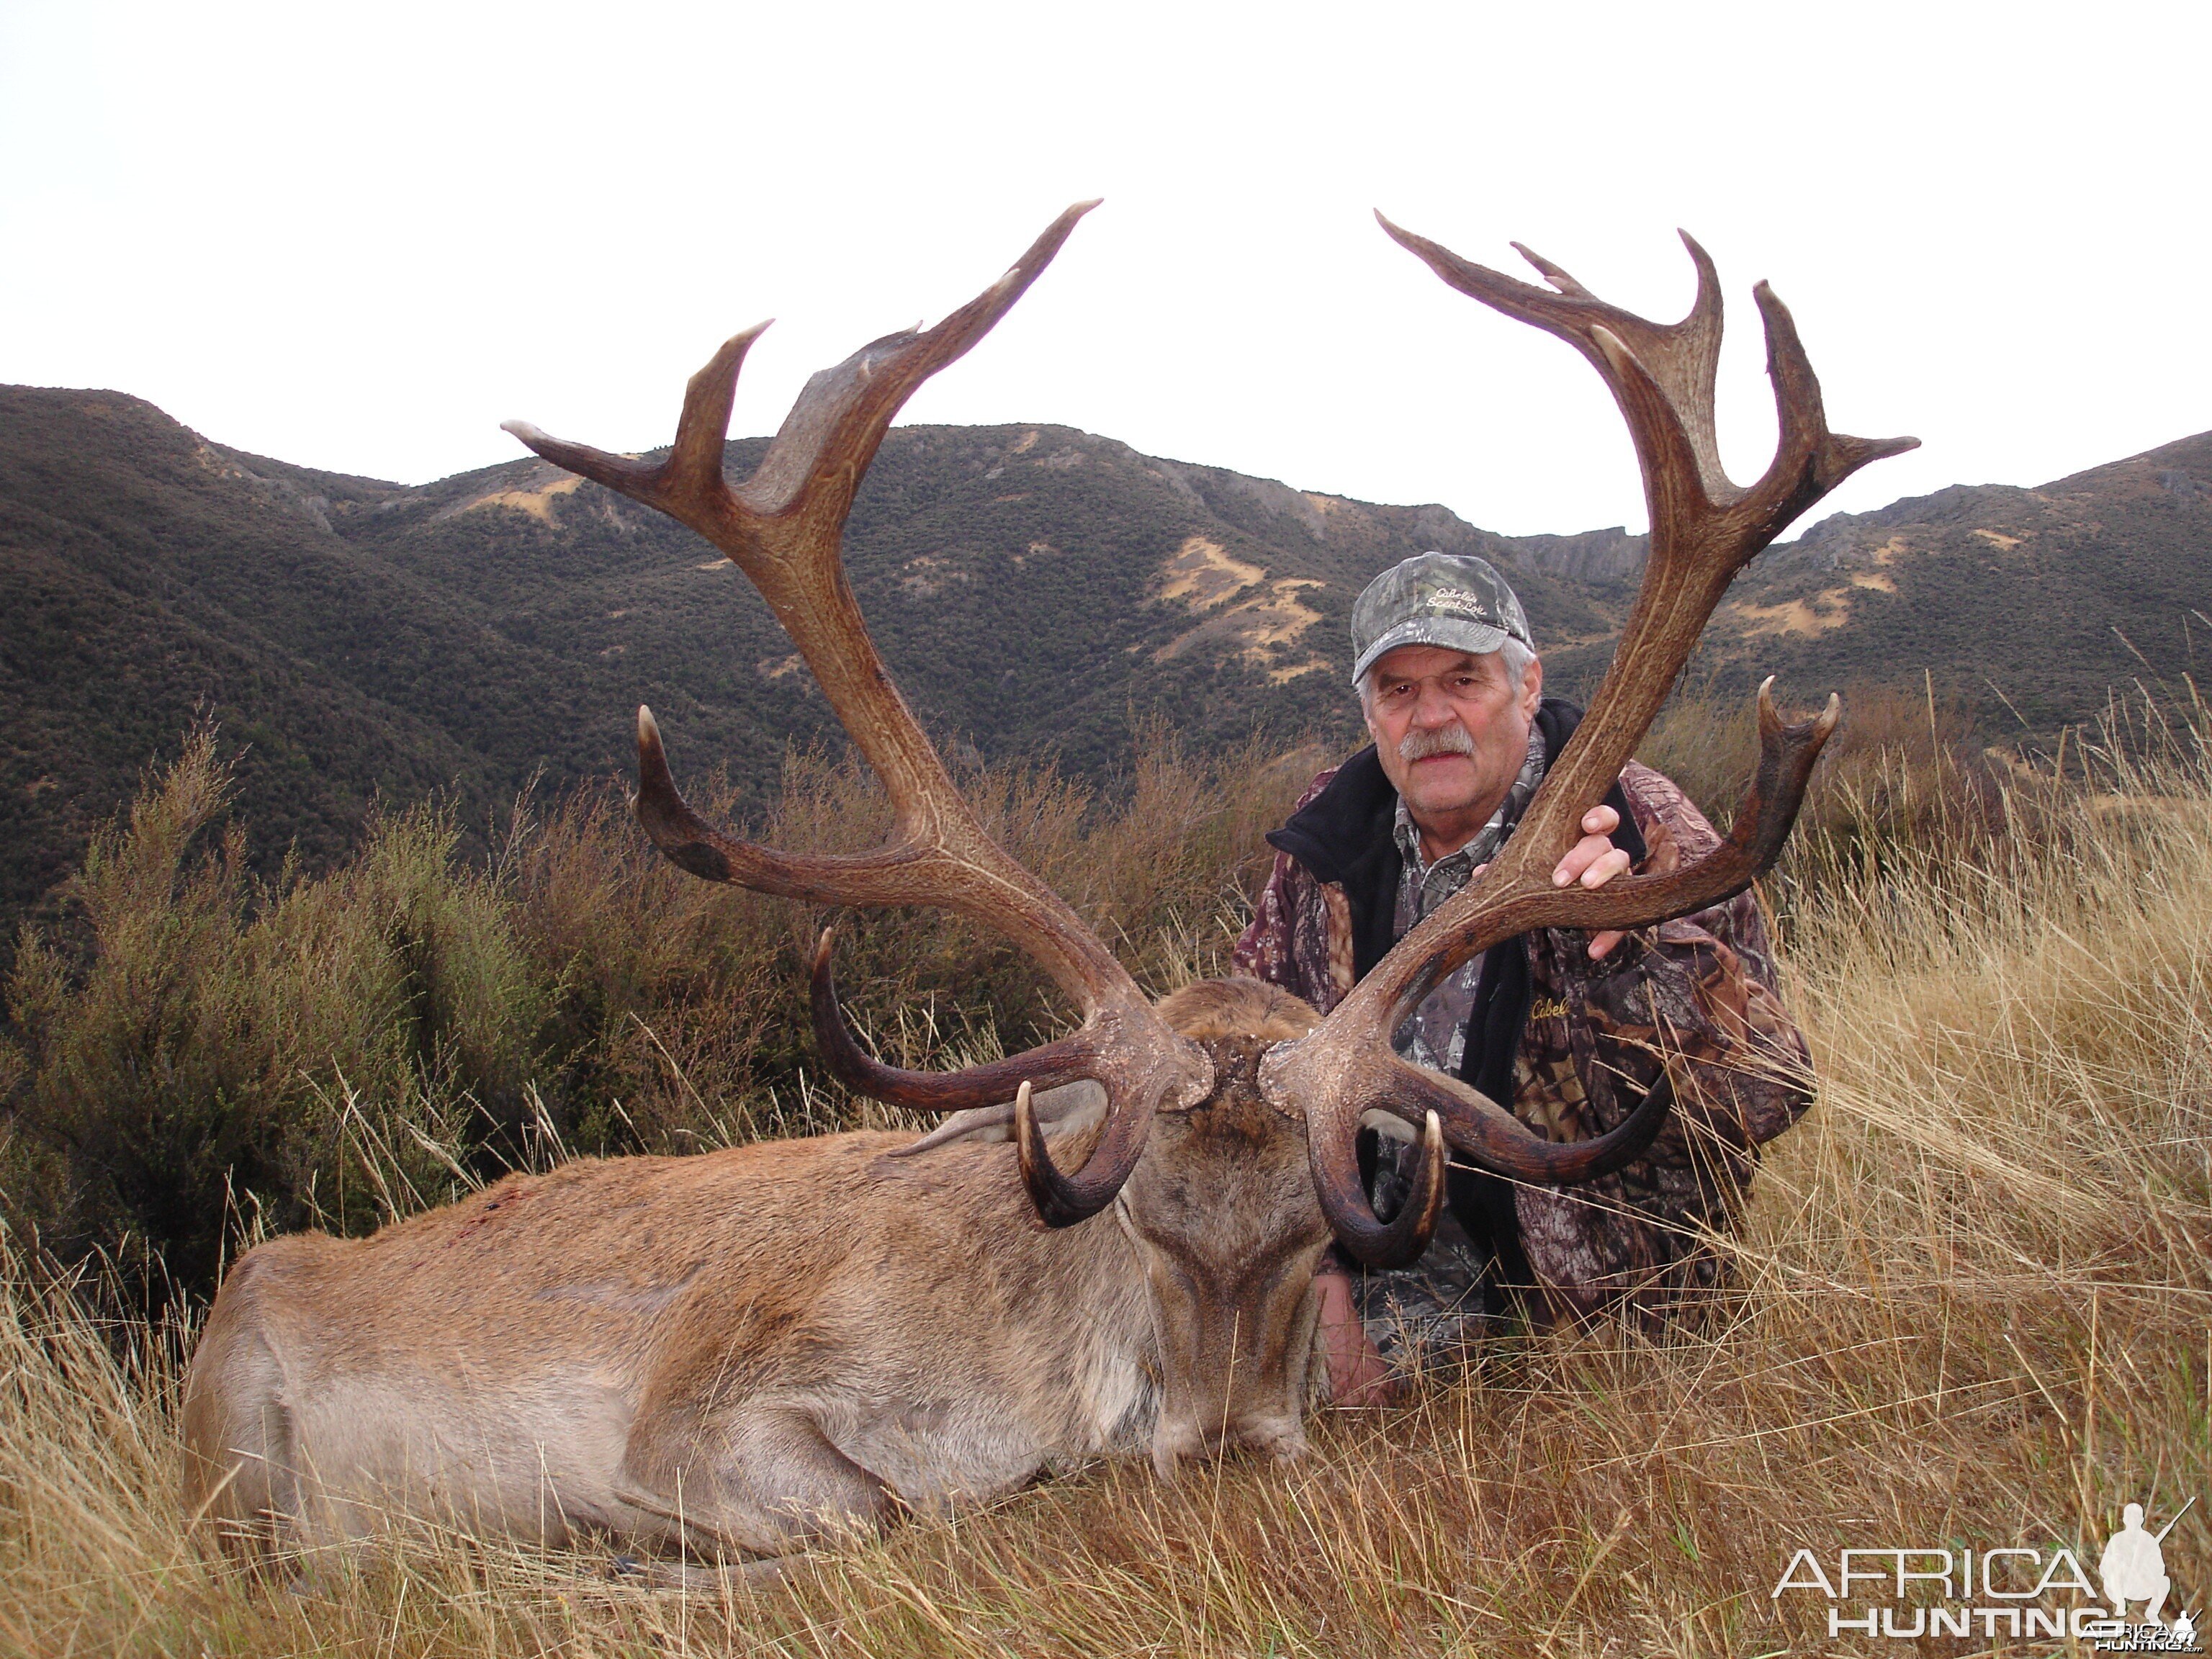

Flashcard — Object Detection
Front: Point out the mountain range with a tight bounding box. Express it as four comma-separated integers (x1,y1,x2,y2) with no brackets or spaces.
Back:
2,384,2206,932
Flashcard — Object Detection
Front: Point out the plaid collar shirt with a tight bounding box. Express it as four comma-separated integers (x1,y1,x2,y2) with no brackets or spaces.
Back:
1390,721,1547,1076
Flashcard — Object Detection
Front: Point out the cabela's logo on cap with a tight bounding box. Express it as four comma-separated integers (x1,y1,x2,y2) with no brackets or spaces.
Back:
1422,590,1501,621
1348,551,1533,686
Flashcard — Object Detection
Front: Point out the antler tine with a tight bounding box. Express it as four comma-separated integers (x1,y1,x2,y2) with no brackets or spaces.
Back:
1314,1071,1674,1267
1017,1076,1174,1228
1356,680,1839,1035
808,925,1172,1225
1313,1109,1447,1269
806,927,1102,1112
1506,240,1596,299
1376,212,1731,502
501,321,771,512
1750,281,1922,532
509,203,1208,1228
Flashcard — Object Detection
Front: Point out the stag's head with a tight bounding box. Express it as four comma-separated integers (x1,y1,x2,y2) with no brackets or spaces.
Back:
1111,980,1334,1467
806,958,1348,1472
505,202,1912,1473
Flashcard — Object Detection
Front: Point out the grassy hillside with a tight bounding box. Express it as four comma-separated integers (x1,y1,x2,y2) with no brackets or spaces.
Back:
0,394,479,920
1696,431,2212,725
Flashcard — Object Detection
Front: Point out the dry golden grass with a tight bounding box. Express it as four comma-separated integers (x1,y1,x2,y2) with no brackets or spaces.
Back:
2,717,2208,1657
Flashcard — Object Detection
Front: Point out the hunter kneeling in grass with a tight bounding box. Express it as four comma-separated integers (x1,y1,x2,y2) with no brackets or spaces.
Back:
1235,552,1813,1401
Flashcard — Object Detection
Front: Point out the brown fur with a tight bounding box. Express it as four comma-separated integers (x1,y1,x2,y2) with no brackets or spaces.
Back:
182,977,1334,1566
1154,977,1321,1045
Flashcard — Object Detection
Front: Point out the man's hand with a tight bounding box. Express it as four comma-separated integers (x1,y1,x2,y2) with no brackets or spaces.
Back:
1552,803,1634,961
1314,1269,1399,1406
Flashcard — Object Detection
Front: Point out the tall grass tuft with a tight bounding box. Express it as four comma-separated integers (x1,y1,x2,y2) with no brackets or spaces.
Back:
0,701,2206,1655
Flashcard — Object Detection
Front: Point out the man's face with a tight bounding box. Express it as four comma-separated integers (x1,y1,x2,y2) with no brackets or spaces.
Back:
1363,644,1544,842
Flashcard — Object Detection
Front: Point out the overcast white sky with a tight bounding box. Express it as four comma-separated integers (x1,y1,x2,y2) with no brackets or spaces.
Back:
3,1,2203,537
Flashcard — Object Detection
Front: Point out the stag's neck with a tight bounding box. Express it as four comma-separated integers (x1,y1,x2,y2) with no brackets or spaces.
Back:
881,1124,1164,1459
1012,1185,1161,1457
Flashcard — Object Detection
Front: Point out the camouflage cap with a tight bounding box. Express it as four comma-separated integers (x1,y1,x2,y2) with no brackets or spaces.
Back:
1349,552,1534,687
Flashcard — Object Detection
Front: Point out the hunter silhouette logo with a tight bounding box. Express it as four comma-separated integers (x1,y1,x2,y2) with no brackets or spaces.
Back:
2095,1498,2200,1654
1770,1496,2200,1648
2104,1503,2179,1624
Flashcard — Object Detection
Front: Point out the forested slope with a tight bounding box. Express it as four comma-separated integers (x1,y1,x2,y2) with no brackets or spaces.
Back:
4,382,2205,931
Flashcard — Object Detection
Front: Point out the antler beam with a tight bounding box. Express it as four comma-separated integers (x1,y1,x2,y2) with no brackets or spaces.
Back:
506,204,1211,1225
1269,221,1918,1256
1367,219,1917,966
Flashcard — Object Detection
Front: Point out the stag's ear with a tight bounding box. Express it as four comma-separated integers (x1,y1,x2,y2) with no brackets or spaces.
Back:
890,1080,1110,1156
1359,1108,1420,1146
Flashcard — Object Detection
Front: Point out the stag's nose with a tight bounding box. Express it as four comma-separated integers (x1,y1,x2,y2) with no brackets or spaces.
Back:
1149,1409,1309,1478
1236,1410,1308,1462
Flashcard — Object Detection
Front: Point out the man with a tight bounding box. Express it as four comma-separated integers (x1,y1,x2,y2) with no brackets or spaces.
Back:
1233,552,1813,1401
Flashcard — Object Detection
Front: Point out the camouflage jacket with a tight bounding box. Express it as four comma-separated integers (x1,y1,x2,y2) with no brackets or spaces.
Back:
1233,701,1813,1321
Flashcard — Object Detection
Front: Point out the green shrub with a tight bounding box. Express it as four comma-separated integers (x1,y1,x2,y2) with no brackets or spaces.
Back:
0,728,545,1289
0,721,1316,1296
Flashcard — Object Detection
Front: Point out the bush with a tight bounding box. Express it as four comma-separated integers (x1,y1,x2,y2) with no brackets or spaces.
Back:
0,721,1316,1296
0,728,540,1291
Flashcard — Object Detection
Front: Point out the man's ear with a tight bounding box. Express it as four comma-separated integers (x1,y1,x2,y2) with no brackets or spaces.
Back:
1519,652,1545,720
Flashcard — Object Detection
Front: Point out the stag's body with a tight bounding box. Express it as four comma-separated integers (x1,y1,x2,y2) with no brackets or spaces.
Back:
183,199,1910,1569
184,982,1331,1559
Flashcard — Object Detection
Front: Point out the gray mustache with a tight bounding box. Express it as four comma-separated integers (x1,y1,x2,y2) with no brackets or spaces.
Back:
1398,724,1477,763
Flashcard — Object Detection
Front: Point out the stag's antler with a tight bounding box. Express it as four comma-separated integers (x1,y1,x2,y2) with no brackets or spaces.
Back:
506,203,1211,1226
1263,221,1918,1265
